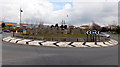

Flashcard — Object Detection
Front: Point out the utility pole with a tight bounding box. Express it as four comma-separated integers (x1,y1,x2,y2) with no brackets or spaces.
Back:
20,8,23,27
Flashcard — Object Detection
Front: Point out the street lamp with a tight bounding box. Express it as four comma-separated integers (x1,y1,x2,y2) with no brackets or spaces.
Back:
20,8,23,27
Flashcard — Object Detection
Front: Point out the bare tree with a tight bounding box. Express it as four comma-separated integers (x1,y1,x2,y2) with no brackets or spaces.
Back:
91,22,102,31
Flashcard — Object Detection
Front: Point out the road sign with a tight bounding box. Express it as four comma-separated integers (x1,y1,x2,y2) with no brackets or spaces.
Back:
86,31,91,34
91,30,97,34
97,31,100,34
86,30,100,42
86,31,89,34
86,30,100,34
23,30,27,34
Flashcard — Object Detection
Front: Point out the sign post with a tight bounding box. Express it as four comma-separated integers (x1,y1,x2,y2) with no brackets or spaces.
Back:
86,30,91,42
86,31,89,41
86,30,100,44
97,31,100,41
13,31,14,37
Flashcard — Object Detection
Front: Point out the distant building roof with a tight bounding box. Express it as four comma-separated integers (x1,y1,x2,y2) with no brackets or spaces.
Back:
0,21,4,23
80,25,90,27
5,22,17,24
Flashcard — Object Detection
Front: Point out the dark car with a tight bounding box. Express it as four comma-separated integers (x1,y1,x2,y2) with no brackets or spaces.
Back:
3,30,10,32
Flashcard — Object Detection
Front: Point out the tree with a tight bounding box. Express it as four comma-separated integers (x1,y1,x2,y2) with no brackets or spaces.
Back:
116,26,120,34
60,25,64,29
50,25,54,28
1,23,6,28
91,23,101,31
55,24,58,28
101,27,108,32
64,25,67,29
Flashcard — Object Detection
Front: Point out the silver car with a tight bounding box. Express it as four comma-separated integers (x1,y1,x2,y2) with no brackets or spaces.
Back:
0,31,3,34
99,33,110,38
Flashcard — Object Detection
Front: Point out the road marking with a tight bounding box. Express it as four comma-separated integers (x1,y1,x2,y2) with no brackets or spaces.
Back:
56,42,71,47
17,39,32,44
29,40,44,46
85,42,100,47
67,42,76,47
82,42,91,47
42,41,57,47
97,42,108,47
10,39,22,43
3,37,16,42
70,42,88,48
2,37,118,48
53,42,60,47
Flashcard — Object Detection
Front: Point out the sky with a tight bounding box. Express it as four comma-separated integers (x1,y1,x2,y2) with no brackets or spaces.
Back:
0,0,119,26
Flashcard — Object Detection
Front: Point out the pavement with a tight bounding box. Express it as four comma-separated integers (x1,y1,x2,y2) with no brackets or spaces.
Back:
1,32,119,65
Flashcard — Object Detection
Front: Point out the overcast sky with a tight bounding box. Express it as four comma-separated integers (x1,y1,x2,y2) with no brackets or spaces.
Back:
0,0,119,26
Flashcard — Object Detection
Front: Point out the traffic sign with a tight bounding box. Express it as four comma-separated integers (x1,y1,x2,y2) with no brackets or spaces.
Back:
91,30,97,34
86,30,100,34
86,30,91,34
23,30,27,34
97,31,100,34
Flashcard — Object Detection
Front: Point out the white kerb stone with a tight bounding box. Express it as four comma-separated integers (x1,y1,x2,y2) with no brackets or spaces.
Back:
85,42,100,47
97,42,108,47
10,39,22,43
71,42,88,47
29,40,43,46
17,39,31,44
42,41,57,47
57,42,71,47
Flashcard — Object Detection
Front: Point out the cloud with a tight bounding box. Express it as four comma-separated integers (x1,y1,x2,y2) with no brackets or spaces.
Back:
70,2,118,26
0,0,118,26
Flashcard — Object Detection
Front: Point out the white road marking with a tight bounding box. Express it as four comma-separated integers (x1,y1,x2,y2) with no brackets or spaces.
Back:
70,42,88,48
85,42,100,47
2,37,118,48
17,39,32,44
56,42,71,47
42,41,57,47
97,42,108,47
29,40,44,46
10,39,22,43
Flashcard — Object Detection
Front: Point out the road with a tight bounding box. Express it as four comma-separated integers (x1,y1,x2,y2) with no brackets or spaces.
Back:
2,33,119,65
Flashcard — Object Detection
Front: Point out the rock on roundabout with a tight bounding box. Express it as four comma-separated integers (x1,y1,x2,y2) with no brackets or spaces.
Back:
2,36,118,48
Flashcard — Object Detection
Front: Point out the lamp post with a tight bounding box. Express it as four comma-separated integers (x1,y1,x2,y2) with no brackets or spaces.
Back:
20,8,23,27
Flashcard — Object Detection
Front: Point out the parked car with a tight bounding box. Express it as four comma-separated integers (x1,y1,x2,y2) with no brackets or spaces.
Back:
3,30,10,32
0,31,3,34
99,33,110,38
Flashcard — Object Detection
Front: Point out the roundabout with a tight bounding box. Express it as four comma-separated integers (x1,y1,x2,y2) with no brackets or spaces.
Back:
2,33,118,65
2,36,118,48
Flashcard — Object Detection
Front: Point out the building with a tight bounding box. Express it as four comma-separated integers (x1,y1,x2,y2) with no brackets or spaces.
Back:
4,22,17,28
106,25,118,30
90,23,101,31
80,25,90,30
